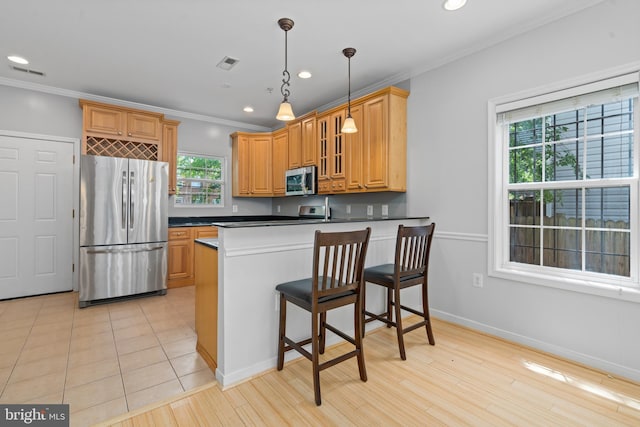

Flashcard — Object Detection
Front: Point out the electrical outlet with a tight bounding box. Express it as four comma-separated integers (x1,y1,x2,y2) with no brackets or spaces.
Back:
346,204,351,214
367,205,374,216
381,204,389,216
232,204,238,213
472,273,483,288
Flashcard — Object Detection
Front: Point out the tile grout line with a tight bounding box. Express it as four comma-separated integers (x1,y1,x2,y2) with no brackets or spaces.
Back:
0,298,44,401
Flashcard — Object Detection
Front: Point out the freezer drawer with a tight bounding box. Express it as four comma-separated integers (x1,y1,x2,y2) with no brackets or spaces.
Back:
79,243,167,306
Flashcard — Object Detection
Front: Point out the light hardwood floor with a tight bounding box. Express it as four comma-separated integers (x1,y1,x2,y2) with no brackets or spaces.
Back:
98,317,640,427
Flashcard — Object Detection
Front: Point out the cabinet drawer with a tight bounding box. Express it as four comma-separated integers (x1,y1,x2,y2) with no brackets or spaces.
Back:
169,228,193,240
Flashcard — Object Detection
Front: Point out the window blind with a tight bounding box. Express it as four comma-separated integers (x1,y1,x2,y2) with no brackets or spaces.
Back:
497,73,639,125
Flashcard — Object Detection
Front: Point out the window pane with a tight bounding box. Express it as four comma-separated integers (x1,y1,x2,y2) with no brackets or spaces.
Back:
586,100,634,135
543,228,582,271
510,190,541,225
585,134,633,179
510,118,542,147
545,111,583,142
545,141,582,181
585,230,630,276
510,226,540,265
543,189,581,226
585,187,630,229
510,146,543,183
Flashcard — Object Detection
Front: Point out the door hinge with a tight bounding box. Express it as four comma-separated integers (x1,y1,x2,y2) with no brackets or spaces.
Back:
72,209,75,218
72,263,75,273
73,154,76,164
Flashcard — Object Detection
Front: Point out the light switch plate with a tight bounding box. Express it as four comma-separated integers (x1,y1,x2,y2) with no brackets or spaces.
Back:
232,205,238,213
381,205,389,216
367,205,373,216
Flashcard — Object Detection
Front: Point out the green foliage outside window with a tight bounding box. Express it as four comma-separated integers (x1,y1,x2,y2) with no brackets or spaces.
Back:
175,154,224,206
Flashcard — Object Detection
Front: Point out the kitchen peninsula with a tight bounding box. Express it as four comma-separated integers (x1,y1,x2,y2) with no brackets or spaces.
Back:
194,216,430,388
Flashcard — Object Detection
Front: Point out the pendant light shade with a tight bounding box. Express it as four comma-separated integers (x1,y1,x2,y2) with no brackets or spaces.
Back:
276,18,295,121
341,47,357,134
342,116,357,133
276,101,295,121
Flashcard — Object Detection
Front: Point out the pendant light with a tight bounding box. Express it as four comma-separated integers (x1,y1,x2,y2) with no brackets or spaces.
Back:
276,18,295,121
341,47,357,133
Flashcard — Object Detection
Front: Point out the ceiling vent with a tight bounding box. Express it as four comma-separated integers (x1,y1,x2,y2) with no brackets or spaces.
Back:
216,56,239,71
9,65,45,77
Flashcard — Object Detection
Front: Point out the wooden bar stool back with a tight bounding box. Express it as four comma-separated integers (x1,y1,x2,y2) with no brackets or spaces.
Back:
363,223,435,360
276,227,371,405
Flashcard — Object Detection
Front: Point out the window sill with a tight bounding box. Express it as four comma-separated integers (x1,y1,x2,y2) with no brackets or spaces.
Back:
490,267,640,304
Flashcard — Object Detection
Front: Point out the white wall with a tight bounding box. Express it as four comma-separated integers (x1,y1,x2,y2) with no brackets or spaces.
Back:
407,0,640,381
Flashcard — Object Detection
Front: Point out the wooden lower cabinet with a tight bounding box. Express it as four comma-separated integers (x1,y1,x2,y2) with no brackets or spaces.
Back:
195,242,218,371
167,226,218,288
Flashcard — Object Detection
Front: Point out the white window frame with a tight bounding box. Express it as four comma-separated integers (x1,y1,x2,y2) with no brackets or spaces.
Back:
173,152,226,208
488,68,640,302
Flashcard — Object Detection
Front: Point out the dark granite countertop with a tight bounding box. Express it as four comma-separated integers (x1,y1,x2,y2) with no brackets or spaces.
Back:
171,215,429,229
212,216,430,228
169,215,299,227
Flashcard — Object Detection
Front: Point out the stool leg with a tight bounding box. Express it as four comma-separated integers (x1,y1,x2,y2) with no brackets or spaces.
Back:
386,287,393,328
360,281,367,338
319,312,327,354
394,287,406,360
422,282,435,345
277,293,287,370
312,310,322,405
355,295,367,382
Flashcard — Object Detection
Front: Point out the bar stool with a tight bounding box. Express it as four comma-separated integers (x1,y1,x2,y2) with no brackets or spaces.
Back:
276,227,371,405
362,223,435,360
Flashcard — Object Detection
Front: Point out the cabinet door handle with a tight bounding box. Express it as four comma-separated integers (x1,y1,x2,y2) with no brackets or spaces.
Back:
118,131,122,135
128,132,132,137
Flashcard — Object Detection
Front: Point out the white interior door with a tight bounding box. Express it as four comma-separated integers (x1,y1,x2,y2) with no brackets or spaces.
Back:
0,133,73,299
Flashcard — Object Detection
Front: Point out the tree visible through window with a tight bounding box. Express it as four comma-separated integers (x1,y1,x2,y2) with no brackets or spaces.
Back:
174,154,224,206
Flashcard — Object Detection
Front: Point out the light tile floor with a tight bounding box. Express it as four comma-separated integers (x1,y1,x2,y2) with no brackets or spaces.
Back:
0,286,216,427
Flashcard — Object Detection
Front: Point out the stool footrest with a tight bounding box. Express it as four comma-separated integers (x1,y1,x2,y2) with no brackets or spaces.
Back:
284,337,313,360
324,322,356,346
363,310,396,327
399,304,424,317
319,350,359,371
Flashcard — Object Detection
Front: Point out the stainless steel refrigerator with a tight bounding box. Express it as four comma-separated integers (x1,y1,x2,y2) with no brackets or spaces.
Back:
79,155,168,307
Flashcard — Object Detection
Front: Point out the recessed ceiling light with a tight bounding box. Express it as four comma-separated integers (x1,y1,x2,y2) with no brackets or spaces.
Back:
243,106,254,113
443,0,467,11
298,71,312,79
7,55,29,65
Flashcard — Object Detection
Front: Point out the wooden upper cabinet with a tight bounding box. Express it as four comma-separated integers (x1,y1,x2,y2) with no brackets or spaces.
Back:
317,110,346,194
362,87,408,192
229,86,407,198
287,121,302,169
162,120,180,195
287,112,316,170
83,104,126,137
249,135,273,195
80,100,162,143
272,129,288,196
345,104,364,192
301,115,317,166
127,112,162,142
79,99,176,169
231,132,273,197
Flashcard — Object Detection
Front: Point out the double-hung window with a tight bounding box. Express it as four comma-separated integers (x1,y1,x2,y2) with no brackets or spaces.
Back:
174,153,225,207
489,72,640,295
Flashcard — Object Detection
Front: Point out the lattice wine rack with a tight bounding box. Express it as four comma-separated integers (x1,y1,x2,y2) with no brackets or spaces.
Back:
85,137,159,160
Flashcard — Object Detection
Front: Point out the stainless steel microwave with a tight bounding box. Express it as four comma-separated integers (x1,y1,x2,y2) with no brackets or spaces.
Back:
285,166,316,196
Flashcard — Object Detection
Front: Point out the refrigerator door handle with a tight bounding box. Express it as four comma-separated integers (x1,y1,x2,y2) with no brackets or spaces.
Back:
85,245,164,255
130,171,135,230
122,171,127,230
